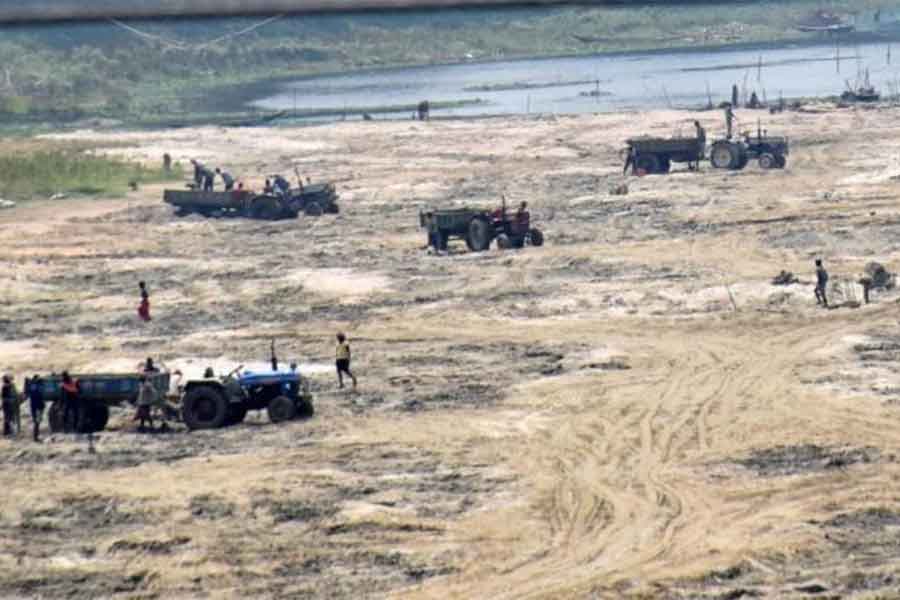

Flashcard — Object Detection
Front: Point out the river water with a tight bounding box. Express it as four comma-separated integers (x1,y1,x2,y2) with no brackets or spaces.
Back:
252,40,900,119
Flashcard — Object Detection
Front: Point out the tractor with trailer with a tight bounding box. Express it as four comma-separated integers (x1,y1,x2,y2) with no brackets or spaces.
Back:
420,200,544,252
43,371,171,433
625,120,788,174
180,346,314,431
164,180,339,220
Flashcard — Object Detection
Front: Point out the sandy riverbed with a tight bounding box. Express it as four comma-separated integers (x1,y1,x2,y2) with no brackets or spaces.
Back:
2,106,900,598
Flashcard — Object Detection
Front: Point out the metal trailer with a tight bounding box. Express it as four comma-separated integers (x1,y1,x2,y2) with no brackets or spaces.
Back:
625,136,706,174
42,372,171,433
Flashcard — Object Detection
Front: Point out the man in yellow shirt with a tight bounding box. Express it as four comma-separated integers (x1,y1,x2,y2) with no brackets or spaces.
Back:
335,332,357,390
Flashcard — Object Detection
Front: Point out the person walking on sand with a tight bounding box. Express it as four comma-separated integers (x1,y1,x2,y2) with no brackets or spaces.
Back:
814,258,829,308
335,332,357,390
26,374,44,442
138,281,151,322
135,374,157,433
2,375,19,437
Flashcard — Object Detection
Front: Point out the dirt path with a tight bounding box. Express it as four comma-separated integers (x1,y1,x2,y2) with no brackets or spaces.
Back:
3,106,900,598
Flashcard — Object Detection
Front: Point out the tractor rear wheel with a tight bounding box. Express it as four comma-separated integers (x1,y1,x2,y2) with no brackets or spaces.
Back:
497,233,512,249
251,196,282,220
467,217,493,252
268,395,296,423
635,154,661,174
304,202,323,217
758,153,776,169
182,386,229,430
530,228,544,247
710,142,739,169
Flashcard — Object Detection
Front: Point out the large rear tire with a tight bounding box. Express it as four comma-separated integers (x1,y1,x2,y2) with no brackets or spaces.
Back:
530,228,544,247
710,142,740,169
268,395,296,423
251,196,282,220
182,386,229,430
467,217,493,252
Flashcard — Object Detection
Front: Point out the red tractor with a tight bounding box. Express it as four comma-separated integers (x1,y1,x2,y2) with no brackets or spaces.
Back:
420,199,544,252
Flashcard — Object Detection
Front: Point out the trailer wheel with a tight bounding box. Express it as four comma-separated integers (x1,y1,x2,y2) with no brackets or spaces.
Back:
83,403,110,433
183,386,229,430
467,217,493,252
530,228,544,247
711,142,739,169
48,401,64,433
635,154,661,174
304,202,323,217
659,157,671,174
497,233,512,249
295,396,315,419
268,395,296,423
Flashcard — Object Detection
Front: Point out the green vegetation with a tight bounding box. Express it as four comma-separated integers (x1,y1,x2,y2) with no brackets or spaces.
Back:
0,1,896,125
0,149,182,198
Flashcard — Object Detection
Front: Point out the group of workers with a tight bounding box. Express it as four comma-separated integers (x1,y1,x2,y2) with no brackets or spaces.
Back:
190,159,237,192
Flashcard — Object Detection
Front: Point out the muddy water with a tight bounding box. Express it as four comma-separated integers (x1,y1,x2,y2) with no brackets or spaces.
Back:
252,40,898,118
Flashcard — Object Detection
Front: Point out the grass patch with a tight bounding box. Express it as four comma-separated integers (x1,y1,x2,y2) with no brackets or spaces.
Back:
0,150,182,199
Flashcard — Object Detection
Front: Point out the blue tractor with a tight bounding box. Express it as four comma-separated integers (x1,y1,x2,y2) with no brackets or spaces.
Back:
181,345,314,431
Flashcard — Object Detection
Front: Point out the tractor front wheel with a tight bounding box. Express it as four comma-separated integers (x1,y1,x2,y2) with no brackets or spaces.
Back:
758,153,776,169
296,396,315,419
530,228,544,247
268,396,296,423
304,202,323,217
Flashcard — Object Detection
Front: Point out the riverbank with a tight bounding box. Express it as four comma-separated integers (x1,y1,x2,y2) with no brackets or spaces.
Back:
1,0,898,129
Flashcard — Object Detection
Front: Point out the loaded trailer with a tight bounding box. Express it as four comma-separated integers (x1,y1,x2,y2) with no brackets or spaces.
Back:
43,372,171,433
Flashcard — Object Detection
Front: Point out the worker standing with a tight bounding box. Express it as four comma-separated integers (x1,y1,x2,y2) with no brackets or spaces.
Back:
60,371,81,433
190,159,204,189
215,168,235,191
135,374,156,433
693,120,706,170
2,375,18,437
26,374,44,442
200,165,215,192
335,332,357,390
138,281,151,322
814,259,829,308
724,105,735,139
